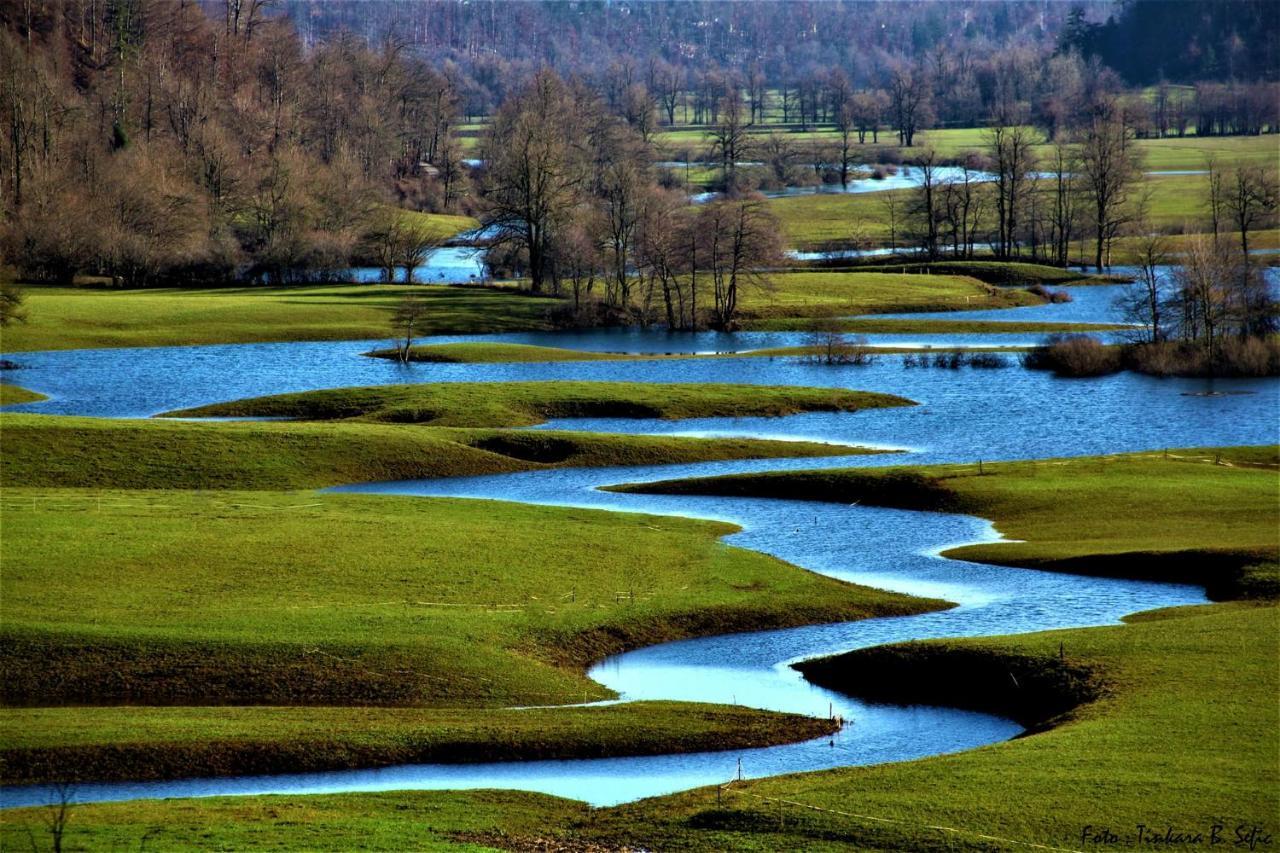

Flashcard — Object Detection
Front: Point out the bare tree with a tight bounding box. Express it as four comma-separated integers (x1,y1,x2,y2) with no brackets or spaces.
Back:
1224,165,1279,259
480,70,586,294
1077,100,1144,270
987,122,1038,259
888,63,932,148
390,290,430,362
400,222,444,284
880,191,902,253
1046,139,1081,266
1116,199,1172,343
707,91,749,191
804,318,874,365
834,103,857,188
908,149,943,259
695,196,783,330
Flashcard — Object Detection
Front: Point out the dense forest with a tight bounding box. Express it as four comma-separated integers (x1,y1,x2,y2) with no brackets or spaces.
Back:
270,0,1279,93
1,0,1276,308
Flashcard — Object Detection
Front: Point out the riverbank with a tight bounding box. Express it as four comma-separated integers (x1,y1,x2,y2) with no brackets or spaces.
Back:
1,702,839,786
614,446,1280,599
0,383,45,405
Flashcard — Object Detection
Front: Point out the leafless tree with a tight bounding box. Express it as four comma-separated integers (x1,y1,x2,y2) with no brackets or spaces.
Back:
804,319,875,365
390,290,430,362
707,91,750,191
1077,99,1144,270
480,70,586,294
987,122,1039,259
1224,165,1279,259
1116,199,1172,343
695,196,783,330
888,63,933,148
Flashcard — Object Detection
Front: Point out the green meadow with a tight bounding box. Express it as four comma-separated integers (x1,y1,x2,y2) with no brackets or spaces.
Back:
0,268,1059,354
5,448,1274,850
0,380,926,790
737,270,1038,319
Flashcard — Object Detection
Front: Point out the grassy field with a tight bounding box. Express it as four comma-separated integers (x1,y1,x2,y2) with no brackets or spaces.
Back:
8,448,1275,850
0,413,875,491
0,487,937,706
0,283,556,353
0,383,45,404
738,271,1039,319
768,190,909,250
580,601,1278,851
162,380,912,427
396,209,481,240
769,155,1277,251
617,446,1280,598
1,701,838,785
0,390,921,785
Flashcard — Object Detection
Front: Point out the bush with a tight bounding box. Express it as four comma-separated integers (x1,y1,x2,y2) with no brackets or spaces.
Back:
1022,335,1123,377
1216,336,1280,377
1025,284,1073,303
967,352,1010,368
1119,337,1279,378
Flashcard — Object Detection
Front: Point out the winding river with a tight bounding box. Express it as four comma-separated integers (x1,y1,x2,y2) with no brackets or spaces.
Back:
2,297,1277,809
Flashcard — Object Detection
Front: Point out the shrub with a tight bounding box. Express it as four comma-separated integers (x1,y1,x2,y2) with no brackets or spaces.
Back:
1216,336,1280,377
967,352,1010,368
1025,284,1073,303
1022,335,1123,377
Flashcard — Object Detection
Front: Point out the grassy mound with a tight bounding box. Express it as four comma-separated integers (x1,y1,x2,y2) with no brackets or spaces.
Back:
614,446,1280,599
0,414,875,491
1,702,837,785
162,381,913,428
0,488,941,709
0,383,46,405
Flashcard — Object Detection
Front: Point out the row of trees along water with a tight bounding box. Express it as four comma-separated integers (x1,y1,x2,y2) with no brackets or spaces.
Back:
875,105,1278,272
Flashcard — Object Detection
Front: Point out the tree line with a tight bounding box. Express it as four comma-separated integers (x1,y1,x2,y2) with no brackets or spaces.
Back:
479,70,782,330
3,0,469,286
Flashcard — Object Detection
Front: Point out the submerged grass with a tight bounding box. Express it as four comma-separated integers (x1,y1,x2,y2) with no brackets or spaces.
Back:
364,342,645,363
